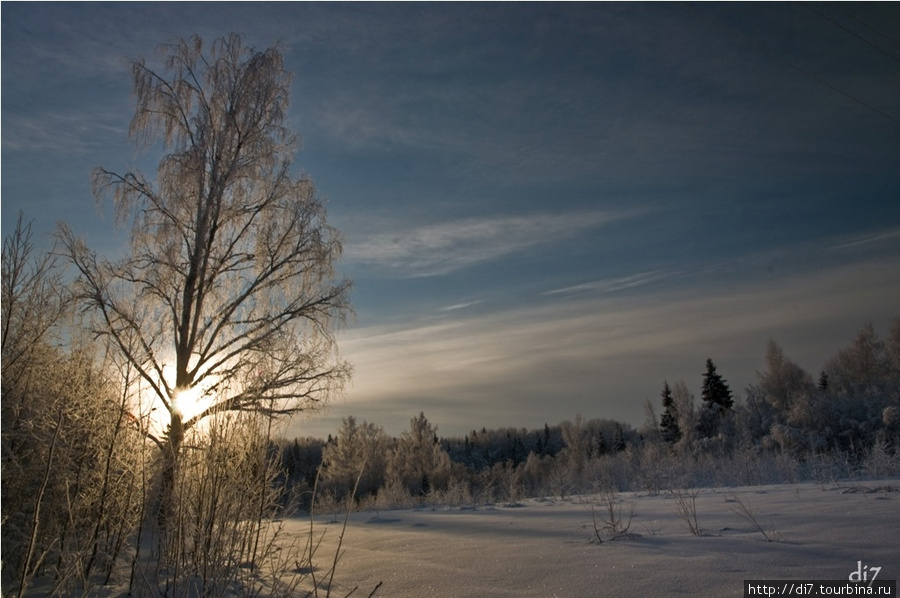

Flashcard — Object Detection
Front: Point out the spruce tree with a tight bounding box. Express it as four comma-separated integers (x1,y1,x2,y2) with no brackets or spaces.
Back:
596,430,608,456
701,359,733,410
818,371,829,393
698,358,733,438
613,423,627,452
659,381,682,444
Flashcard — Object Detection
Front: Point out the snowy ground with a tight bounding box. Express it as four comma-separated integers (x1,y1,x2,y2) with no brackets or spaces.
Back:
295,480,899,597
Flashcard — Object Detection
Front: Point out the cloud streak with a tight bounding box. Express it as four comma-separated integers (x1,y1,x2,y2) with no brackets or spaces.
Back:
1,110,127,154
826,227,900,252
440,300,484,312
344,210,634,277
544,271,675,296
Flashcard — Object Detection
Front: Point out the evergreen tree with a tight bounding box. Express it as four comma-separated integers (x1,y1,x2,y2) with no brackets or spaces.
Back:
698,358,733,438
612,423,627,452
659,381,682,444
818,371,829,393
701,359,733,410
596,430,608,456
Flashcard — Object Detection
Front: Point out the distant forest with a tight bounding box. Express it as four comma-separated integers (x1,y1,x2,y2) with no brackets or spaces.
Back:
280,319,900,511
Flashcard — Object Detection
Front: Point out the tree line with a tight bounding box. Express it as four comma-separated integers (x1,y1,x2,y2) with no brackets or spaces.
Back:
281,320,900,511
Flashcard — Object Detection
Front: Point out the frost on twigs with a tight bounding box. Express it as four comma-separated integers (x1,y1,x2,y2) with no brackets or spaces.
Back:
60,33,352,545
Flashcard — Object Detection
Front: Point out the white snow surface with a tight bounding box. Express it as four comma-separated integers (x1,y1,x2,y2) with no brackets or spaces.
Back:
297,480,899,597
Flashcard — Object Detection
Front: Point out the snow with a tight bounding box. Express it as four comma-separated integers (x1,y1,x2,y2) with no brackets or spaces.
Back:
294,480,899,597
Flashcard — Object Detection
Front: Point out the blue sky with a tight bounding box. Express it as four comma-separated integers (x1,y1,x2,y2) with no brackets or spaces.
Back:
3,3,900,438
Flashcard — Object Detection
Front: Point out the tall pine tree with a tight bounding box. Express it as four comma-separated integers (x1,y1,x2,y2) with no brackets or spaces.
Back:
698,358,733,438
659,381,682,444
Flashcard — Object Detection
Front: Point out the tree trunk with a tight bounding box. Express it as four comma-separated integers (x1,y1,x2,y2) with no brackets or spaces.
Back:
157,411,184,535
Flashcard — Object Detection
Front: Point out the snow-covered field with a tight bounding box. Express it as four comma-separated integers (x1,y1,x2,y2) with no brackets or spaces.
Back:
297,480,899,597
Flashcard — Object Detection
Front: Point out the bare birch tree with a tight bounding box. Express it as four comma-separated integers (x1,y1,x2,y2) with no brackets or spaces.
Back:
60,34,351,522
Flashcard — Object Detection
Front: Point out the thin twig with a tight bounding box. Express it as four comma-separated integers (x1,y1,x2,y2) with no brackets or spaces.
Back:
325,460,366,597
728,493,779,542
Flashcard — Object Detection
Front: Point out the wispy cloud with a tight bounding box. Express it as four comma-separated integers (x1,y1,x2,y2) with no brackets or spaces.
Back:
544,271,675,296
1,111,127,154
440,300,484,312
344,210,634,277
826,227,900,252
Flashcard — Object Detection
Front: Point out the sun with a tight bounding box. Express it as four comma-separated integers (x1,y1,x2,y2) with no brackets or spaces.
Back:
172,384,210,421
133,362,217,438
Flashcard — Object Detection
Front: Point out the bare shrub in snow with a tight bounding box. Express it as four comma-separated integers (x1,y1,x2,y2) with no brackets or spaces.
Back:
727,493,782,542
584,488,635,543
670,487,702,536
